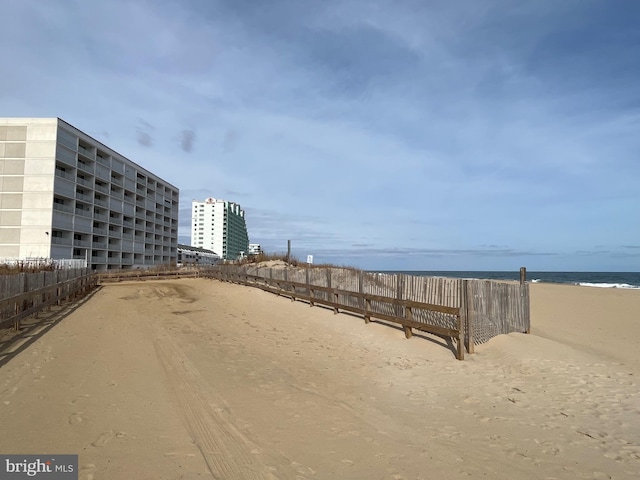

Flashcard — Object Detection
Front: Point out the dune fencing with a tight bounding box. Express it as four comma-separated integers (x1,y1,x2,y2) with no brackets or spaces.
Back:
203,265,530,358
0,268,95,331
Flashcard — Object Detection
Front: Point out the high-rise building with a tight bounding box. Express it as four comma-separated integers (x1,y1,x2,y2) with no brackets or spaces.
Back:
0,118,179,270
191,197,249,260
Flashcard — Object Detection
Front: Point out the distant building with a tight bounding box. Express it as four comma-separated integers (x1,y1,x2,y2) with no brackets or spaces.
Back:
191,197,249,261
248,243,262,256
0,117,179,270
177,244,220,266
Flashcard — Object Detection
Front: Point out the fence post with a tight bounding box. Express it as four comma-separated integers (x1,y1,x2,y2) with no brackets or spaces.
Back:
404,306,413,338
456,314,465,360
358,270,364,313
462,279,474,354
306,268,313,306
327,269,338,314
364,298,371,323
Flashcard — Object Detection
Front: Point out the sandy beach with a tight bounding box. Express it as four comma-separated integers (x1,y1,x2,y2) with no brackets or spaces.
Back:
0,278,638,479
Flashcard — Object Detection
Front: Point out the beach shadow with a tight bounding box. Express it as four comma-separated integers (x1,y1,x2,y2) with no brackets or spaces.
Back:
367,318,459,358
0,286,102,369
287,296,460,359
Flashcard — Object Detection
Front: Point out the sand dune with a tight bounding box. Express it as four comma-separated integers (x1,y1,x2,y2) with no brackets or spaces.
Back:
0,279,638,479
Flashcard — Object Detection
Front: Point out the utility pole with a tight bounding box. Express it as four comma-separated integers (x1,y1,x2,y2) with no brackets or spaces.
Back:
287,239,291,264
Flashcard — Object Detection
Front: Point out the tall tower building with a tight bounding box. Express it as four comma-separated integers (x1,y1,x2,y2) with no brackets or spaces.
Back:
0,118,179,270
191,197,249,261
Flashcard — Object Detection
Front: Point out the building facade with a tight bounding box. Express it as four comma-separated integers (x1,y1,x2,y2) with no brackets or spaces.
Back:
0,118,179,270
177,244,220,266
248,243,262,256
191,197,249,261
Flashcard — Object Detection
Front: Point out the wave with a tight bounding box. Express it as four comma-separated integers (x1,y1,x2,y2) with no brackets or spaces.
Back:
576,282,640,289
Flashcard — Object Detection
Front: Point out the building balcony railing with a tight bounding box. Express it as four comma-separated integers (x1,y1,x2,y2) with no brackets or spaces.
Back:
76,192,93,203
94,182,109,194
53,203,74,214
51,237,72,246
92,241,107,249
76,176,93,188
78,145,95,160
77,161,94,174
73,239,91,248
55,169,75,181
94,197,108,207
96,154,110,166
92,227,107,235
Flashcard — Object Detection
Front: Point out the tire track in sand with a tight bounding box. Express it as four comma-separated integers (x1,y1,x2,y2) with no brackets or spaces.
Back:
153,332,307,480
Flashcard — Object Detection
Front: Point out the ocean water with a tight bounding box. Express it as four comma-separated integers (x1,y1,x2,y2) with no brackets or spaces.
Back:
375,271,640,289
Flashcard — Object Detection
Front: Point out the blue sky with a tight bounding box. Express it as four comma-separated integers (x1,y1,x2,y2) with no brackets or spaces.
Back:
2,0,639,271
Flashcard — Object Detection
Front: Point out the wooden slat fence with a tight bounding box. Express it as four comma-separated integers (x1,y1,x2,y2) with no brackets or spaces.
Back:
203,265,530,359
0,268,96,331
204,266,467,360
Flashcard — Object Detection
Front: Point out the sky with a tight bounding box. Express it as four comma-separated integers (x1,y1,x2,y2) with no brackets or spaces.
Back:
2,0,639,271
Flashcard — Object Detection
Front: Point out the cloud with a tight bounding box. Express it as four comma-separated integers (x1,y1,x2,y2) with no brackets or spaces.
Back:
2,0,639,271
180,129,195,152
136,119,154,147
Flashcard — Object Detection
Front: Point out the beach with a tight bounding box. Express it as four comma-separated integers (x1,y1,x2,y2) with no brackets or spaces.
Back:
0,278,638,479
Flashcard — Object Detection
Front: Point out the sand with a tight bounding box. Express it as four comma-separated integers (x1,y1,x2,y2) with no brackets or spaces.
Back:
0,279,638,479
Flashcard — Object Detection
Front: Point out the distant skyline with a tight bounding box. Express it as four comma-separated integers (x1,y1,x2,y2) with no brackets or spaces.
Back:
2,0,639,271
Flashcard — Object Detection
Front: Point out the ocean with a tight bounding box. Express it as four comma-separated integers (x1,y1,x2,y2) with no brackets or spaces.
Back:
375,271,640,289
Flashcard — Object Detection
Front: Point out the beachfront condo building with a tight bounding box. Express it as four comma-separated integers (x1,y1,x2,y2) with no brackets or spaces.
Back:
0,118,179,270
177,244,220,266
191,197,249,261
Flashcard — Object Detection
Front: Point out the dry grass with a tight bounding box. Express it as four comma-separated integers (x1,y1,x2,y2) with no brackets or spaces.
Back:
0,260,57,275
236,252,359,271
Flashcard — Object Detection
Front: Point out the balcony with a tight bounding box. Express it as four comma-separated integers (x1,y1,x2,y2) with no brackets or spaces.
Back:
93,211,108,221
53,202,74,214
111,176,123,187
76,191,93,203
75,206,92,218
55,168,75,182
77,160,94,174
78,145,95,160
76,175,93,188
51,236,72,246
73,239,91,248
96,153,110,166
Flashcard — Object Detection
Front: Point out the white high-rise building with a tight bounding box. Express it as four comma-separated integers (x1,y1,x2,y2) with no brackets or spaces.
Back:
0,118,179,270
191,197,249,261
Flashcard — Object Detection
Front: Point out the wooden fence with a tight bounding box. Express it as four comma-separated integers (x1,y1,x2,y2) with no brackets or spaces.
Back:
0,268,96,331
202,265,530,359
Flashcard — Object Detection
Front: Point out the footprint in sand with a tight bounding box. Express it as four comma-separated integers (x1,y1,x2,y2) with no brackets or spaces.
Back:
68,413,83,425
91,430,114,447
